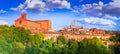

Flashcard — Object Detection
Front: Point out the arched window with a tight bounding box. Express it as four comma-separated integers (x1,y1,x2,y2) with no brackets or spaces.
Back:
19,20,22,24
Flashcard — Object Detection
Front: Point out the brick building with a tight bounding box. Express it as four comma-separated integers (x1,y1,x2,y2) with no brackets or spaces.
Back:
15,13,52,34
89,28,105,36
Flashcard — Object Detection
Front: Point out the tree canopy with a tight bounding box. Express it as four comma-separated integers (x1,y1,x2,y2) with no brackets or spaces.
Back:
0,25,118,54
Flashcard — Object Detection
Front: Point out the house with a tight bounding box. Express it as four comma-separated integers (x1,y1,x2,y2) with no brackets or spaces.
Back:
90,28,105,36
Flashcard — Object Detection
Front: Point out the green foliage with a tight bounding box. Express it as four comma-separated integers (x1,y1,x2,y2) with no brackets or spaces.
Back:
0,25,115,54
57,35,67,44
109,35,120,54
79,32,82,34
113,45,120,54
78,38,112,54
68,39,78,54
0,25,30,54
31,33,45,47
11,42,25,54
0,36,12,54
110,36,119,42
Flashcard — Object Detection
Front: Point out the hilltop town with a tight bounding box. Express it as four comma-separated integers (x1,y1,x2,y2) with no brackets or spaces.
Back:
1,0,120,54
14,13,117,41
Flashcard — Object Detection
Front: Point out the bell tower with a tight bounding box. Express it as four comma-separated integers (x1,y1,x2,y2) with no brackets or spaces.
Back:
72,19,76,26
21,13,27,19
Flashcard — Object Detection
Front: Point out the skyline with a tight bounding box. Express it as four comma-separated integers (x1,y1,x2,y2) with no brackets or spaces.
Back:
0,0,120,30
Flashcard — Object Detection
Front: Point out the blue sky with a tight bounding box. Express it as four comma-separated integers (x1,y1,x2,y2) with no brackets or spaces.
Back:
0,0,120,30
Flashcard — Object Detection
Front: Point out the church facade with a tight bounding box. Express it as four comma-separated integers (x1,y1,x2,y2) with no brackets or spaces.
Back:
15,13,52,34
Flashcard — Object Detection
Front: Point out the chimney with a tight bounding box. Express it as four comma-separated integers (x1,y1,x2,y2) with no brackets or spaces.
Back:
21,13,27,19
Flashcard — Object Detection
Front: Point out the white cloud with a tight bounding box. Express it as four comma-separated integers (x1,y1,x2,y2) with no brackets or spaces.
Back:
46,0,70,9
77,17,116,28
73,0,120,18
0,9,7,13
11,4,26,13
109,0,120,8
11,0,71,13
103,0,120,15
80,1,104,17
72,9,79,14
0,20,8,25
104,14,120,20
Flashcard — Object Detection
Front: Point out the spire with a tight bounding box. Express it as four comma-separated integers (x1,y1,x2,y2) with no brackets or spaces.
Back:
72,19,76,26
21,13,27,19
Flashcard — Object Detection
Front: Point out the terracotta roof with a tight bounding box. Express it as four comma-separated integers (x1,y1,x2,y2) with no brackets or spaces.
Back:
26,19,50,24
27,19,50,22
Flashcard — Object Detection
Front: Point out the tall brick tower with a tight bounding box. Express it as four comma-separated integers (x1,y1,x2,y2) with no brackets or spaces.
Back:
21,13,26,19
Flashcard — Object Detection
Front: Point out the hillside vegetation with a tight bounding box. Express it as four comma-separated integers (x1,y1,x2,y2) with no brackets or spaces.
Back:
0,25,119,54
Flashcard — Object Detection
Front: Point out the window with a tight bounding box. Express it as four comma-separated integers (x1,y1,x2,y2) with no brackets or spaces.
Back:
19,20,22,24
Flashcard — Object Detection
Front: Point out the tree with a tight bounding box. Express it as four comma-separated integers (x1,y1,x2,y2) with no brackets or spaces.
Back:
113,45,120,54
31,33,45,47
78,38,112,54
110,36,119,42
24,32,46,54
11,42,25,54
0,36,12,54
57,35,67,44
68,39,78,54
109,35,120,54
0,25,116,54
